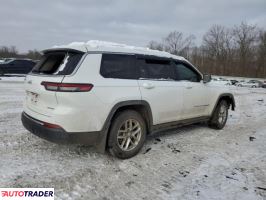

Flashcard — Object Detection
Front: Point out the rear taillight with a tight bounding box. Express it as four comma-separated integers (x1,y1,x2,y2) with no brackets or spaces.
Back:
41,82,93,92
43,122,62,129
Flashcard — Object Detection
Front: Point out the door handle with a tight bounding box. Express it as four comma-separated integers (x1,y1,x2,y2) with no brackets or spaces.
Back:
186,86,193,89
143,83,155,89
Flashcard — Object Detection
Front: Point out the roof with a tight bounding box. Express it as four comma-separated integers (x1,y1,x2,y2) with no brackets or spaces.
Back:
43,40,185,61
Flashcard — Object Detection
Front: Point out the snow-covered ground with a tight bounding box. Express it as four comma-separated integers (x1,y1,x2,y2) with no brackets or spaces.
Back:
212,75,266,83
0,80,266,200
0,75,25,82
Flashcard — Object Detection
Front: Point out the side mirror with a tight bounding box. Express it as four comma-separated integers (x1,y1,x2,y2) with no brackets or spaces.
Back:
203,74,211,83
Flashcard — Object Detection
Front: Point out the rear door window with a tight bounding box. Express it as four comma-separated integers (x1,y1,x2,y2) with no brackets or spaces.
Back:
138,57,175,80
100,54,137,79
32,51,84,75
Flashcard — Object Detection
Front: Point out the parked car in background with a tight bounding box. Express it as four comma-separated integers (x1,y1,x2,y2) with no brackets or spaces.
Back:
0,58,16,63
262,81,266,88
0,59,36,75
230,80,239,85
256,80,263,87
236,80,262,88
4,58,15,62
212,77,231,85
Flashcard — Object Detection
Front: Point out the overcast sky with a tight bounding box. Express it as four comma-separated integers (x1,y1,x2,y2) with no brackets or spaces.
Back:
0,0,265,52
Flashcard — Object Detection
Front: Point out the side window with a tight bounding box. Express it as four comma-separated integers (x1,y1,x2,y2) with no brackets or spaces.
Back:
57,53,83,75
138,58,175,80
10,60,18,65
175,62,201,82
12,60,25,67
100,54,137,79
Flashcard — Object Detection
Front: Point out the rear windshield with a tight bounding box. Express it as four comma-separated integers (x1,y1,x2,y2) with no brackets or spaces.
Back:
31,51,84,75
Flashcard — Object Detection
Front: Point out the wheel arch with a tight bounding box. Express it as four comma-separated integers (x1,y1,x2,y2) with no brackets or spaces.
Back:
211,93,235,117
99,100,153,151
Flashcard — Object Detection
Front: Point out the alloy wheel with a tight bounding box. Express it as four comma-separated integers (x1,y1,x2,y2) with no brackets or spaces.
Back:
218,104,227,124
117,119,142,151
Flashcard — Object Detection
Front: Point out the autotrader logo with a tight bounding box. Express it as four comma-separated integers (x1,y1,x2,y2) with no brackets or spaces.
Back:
0,188,54,199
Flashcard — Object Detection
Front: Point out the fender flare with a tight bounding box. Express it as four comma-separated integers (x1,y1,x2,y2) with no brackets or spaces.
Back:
211,93,235,117
96,100,153,152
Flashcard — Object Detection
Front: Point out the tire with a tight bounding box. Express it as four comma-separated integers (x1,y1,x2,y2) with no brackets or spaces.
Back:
108,110,147,159
208,100,228,130
251,85,256,88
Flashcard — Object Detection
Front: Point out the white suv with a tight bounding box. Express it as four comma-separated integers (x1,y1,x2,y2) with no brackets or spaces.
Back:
21,41,235,159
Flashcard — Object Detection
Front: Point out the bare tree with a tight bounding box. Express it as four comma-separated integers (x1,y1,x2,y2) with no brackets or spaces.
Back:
190,46,206,72
202,25,234,75
148,40,164,51
256,30,266,77
163,31,195,58
0,46,42,61
233,22,259,76
147,22,266,78
26,50,42,60
0,46,18,58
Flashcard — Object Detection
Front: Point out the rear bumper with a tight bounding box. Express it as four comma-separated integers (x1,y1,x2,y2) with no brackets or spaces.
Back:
21,112,102,146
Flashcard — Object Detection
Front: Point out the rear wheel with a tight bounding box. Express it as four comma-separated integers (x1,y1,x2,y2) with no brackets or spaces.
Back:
209,100,228,129
108,110,146,159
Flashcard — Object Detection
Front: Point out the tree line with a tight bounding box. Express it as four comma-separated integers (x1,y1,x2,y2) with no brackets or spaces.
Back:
0,46,41,60
1,22,265,78
148,22,266,78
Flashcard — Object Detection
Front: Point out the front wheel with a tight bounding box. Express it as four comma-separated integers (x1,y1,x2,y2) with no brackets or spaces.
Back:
108,110,146,159
208,100,229,129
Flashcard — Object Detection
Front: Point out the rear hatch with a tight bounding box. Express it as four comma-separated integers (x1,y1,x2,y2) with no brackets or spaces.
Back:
25,50,85,117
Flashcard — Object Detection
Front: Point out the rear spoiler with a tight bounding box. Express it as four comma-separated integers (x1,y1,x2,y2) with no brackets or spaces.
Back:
42,48,86,54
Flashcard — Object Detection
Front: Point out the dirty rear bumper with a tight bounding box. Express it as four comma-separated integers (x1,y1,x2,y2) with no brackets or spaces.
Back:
21,112,104,147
